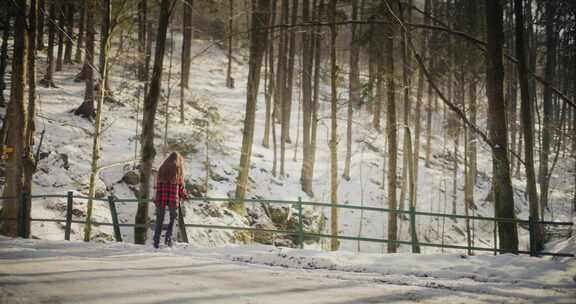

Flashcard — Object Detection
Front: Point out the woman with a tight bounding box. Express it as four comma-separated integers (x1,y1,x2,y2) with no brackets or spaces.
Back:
153,152,189,248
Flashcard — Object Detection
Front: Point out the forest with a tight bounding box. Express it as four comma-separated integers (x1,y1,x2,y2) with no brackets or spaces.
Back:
0,0,575,258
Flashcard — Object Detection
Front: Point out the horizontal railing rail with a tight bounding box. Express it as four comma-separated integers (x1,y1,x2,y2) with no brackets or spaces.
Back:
0,193,573,257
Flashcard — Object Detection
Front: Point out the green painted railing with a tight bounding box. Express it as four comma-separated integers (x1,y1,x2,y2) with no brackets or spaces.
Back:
0,192,573,257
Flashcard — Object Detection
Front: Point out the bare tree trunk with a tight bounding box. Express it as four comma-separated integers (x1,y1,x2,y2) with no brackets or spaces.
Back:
231,0,271,214
514,0,543,251
343,0,359,181
56,3,64,71
398,0,412,215
41,2,56,87
539,0,557,216
425,81,433,168
22,0,38,239
464,127,472,255
74,0,85,64
135,0,174,244
329,0,339,252
309,0,322,185
413,0,430,209
485,0,518,254
63,3,74,64
301,0,314,194
373,44,382,131
84,0,110,241
385,14,398,253
263,0,276,148
226,0,234,88
283,0,298,144
180,0,193,124
137,0,147,82
1,0,28,237
37,0,45,51
74,0,95,118
0,13,10,107
99,0,111,94
277,0,288,176
385,3,398,253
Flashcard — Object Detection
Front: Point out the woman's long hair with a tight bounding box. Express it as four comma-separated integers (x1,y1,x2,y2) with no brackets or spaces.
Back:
157,152,184,184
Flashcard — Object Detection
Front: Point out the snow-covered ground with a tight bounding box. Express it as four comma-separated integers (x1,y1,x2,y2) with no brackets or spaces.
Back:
1,236,575,304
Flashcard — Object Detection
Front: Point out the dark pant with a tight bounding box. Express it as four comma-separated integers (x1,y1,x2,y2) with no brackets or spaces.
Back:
153,206,177,248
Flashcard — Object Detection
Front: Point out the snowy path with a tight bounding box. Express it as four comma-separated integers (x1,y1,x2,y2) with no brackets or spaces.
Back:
1,237,574,303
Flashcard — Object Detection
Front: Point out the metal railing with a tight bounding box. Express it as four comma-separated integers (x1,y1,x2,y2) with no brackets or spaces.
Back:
0,192,573,257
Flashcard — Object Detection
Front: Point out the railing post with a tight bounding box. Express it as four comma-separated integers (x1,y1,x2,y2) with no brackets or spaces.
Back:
65,191,74,240
108,196,122,242
528,216,536,257
493,221,498,255
18,192,29,238
409,206,419,253
177,205,189,243
298,197,304,249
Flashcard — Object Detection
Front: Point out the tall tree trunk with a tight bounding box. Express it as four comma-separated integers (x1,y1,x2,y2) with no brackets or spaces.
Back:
262,0,276,149
385,1,398,253
301,0,314,195
135,0,174,245
180,0,193,123
63,3,74,64
84,0,111,242
413,0,430,209
309,0,322,185
514,0,543,251
226,0,234,88
22,0,38,239
539,0,557,216
398,0,412,216
329,0,339,252
0,13,10,107
373,37,382,132
1,0,28,237
137,0,148,81
37,0,45,51
485,0,518,254
343,0,359,181
56,3,64,71
232,0,271,214
277,0,288,175
283,0,298,144
99,0,111,94
41,2,56,87
74,0,95,118
74,0,85,64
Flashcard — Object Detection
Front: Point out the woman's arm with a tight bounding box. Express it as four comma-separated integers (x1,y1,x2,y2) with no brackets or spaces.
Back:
178,179,189,201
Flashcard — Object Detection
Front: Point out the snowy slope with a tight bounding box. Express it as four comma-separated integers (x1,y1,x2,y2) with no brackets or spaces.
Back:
1,236,575,304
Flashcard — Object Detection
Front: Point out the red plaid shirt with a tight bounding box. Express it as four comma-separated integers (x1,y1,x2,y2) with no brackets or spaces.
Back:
154,179,188,209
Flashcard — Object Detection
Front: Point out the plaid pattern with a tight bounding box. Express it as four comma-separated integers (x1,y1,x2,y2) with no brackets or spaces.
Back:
154,181,188,209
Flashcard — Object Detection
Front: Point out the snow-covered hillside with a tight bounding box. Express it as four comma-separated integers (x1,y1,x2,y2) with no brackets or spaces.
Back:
1,236,575,303
1,34,574,255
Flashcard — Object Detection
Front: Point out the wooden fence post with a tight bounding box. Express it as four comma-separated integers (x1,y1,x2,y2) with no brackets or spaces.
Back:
528,216,536,257
108,196,122,242
409,206,420,253
65,191,74,240
493,221,498,255
298,197,304,249
178,204,189,243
